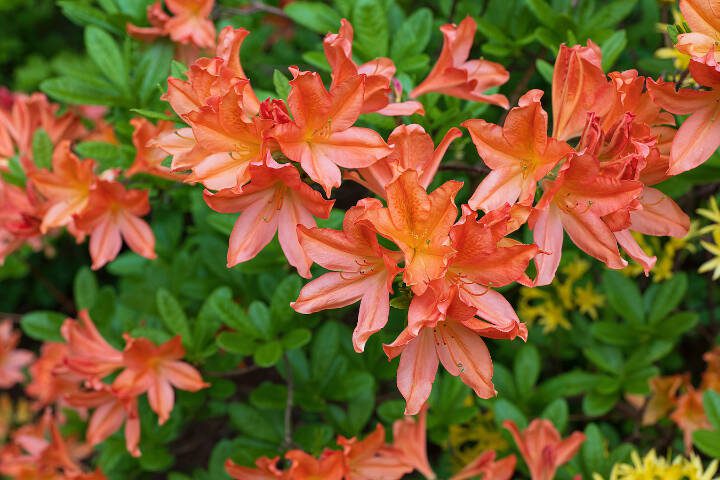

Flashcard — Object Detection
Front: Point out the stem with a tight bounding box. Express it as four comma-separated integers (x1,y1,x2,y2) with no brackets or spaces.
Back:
439,163,489,175
282,353,294,449
217,2,289,19
29,264,74,314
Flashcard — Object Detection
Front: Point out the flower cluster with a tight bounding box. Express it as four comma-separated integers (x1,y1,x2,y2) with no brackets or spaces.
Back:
596,449,719,480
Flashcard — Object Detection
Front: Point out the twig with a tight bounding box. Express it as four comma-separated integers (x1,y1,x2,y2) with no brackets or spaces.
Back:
206,365,261,377
439,163,489,175
28,264,74,314
500,62,537,123
217,2,289,19
282,353,294,449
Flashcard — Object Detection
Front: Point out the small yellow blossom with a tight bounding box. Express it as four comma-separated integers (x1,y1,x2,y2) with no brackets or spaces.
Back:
700,230,720,280
575,283,605,319
447,408,508,470
697,197,720,236
0,394,31,442
595,449,719,480
624,228,697,282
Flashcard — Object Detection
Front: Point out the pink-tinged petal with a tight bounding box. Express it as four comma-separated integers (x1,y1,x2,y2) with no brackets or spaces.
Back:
319,128,392,168
397,329,439,415
280,140,342,197
328,74,365,131
89,216,122,270
434,321,495,398
148,377,175,425
615,229,656,275
646,78,718,115
554,431,587,465
667,102,720,175
468,167,523,212
630,187,690,238
277,200,315,278
226,199,280,267
187,152,251,191
419,127,463,188
355,273,392,352
87,400,125,446
530,205,564,286
680,0,720,37
162,360,208,392
125,401,141,457
560,209,627,269
118,212,156,260
375,100,425,116
458,286,521,333
292,272,365,313
287,71,332,131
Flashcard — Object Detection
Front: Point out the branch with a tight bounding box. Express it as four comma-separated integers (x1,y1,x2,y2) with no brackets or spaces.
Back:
282,353,294,449
439,163,489,175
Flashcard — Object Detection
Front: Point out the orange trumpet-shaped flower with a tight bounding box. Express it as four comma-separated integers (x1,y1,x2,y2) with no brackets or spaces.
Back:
647,54,720,175
642,374,687,425
391,410,435,479
74,180,156,270
0,319,33,389
385,299,496,415
450,451,516,480
226,456,286,479
324,19,424,116
285,450,345,480
292,199,402,352
182,82,271,190
112,335,208,425
676,0,720,60
345,124,462,198
531,153,643,285
271,70,392,196
25,343,81,409
670,386,711,453
127,0,216,49
410,17,509,108
203,162,334,277
61,310,123,384
29,141,96,234
337,423,413,480
551,41,613,141
463,90,572,212
503,419,585,480
363,170,462,295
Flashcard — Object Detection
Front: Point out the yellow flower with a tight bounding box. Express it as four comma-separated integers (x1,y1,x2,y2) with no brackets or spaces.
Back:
655,47,691,71
700,229,720,280
697,197,720,236
575,283,605,319
0,394,31,443
598,450,719,480
447,409,508,471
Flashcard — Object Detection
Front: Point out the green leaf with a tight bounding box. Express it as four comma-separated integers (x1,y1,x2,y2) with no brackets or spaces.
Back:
254,341,283,367
85,26,128,93
294,424,334,454
282,328,312,350
353,0,389,60
514,344,541,397
273,69,291,100
248,301,272,339
582,423,607,475
58,0,121,33
591,321,637,346
74,267,98,310
541,398,569,433
693,429,720,458
41,77,122,106
583,391,618,416
156,289,191,342
703,390,720,430
270,276,301,327
600,30,627,71
602,270,644,324
587,0,638,32
526,0,562,29
208,287,258,335
136,42,174,106
647,273,687,323
391,8,433,61
32,129,53,170
74,142,134,171
493,398,527,430
536,59,554,84
250,382,287,410
284,2,342,33
138,445,174,472
312,322,340,381
21,311,66,342
129,109,175,121
228,403,282,443
654,312,698,339
583,345,623,374
216,332,256,356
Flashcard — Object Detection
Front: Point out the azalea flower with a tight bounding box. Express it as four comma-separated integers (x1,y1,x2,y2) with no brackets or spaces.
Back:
127,0,216,50
324,19,424,116
647,53,720,174
676,0,720,61
450,450,516,480
29,141,96,234
74,180,156,270
226,456,287,479
463,89,572,212
271,70,392,195
112,335,208,425
61,310,123,384
410,16,509,108
292,199,402,352
0,319,33,389
25,343,81,409
503,419,585,480
337,423,413,480
392,410,435,479
285,449,345,480
203,161,334,277
642,374,686,425
345,124,462,198
127,117,180,180
670,386,711,453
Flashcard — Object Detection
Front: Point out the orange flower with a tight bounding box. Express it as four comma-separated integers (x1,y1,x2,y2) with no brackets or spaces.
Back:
647,53,720,175
61,310,123,384
411,17,509,108
671,386,711,453
29,141,96,234
450,451,516,480
127,0,216,49
270,70,392,196
203,162,334,277
702,346,720,390
676,0,720,61
74,180,156,270
226,456,287,479
503,419,585,480
0,319,33,389
337,423,412,480
127,117,180,180
324,19,424,116
285,449,345,480
292,199,402,352
463,90,572,212
363,170,462,295
551,41,613,142
391,409,435,479
345,124,462,198
642,374,687,425
112,335,208,425
25,343,81,409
